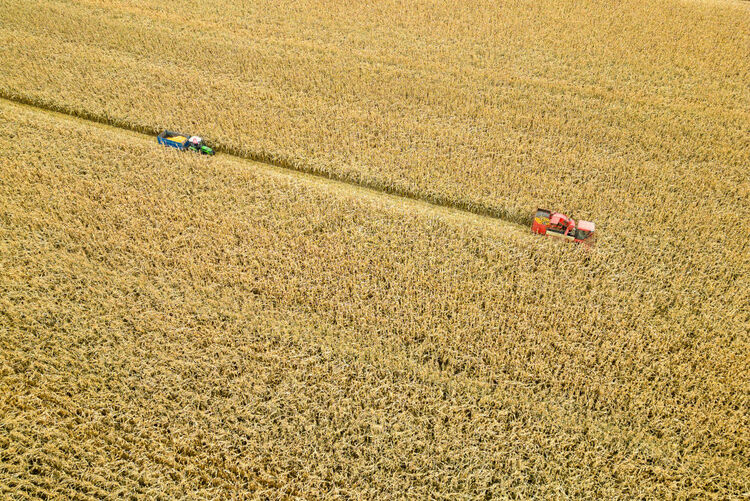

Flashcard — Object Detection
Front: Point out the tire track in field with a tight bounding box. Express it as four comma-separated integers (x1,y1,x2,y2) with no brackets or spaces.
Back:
0,91,532,228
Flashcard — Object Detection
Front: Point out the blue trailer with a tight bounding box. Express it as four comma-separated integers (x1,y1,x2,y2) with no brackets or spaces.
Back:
157,130,214,155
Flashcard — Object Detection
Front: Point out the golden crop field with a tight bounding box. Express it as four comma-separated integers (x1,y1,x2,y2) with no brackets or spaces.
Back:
2,0,748,225
2,96,746,499
1,0,749,498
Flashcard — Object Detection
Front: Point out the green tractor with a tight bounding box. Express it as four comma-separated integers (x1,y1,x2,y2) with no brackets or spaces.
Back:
187,135,214,155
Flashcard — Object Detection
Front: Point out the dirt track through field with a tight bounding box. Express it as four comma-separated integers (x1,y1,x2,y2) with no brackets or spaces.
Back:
0,92,532,229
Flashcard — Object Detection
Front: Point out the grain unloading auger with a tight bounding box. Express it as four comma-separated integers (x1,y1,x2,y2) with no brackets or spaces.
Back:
531,208,595,245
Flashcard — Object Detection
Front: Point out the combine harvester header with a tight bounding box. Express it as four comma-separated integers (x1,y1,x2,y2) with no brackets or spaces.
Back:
531,208,595,245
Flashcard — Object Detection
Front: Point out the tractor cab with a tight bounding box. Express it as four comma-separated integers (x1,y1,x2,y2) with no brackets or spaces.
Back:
548,212,575,237
575,220,595,243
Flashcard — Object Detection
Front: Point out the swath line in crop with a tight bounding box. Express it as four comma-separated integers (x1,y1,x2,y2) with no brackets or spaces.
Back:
0,90,531,228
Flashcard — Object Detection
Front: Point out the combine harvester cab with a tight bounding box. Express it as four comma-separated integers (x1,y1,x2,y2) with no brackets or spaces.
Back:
158,130,214,155
532,208,595,245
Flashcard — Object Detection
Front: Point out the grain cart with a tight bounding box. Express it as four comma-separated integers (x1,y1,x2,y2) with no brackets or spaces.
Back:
158,130,214,155
531,208,595,245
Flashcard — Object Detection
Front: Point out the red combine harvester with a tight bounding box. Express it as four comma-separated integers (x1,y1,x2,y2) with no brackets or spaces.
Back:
531,208,595,245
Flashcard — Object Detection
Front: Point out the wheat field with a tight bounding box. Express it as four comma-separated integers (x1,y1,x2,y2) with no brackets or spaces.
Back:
1,0,749,498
